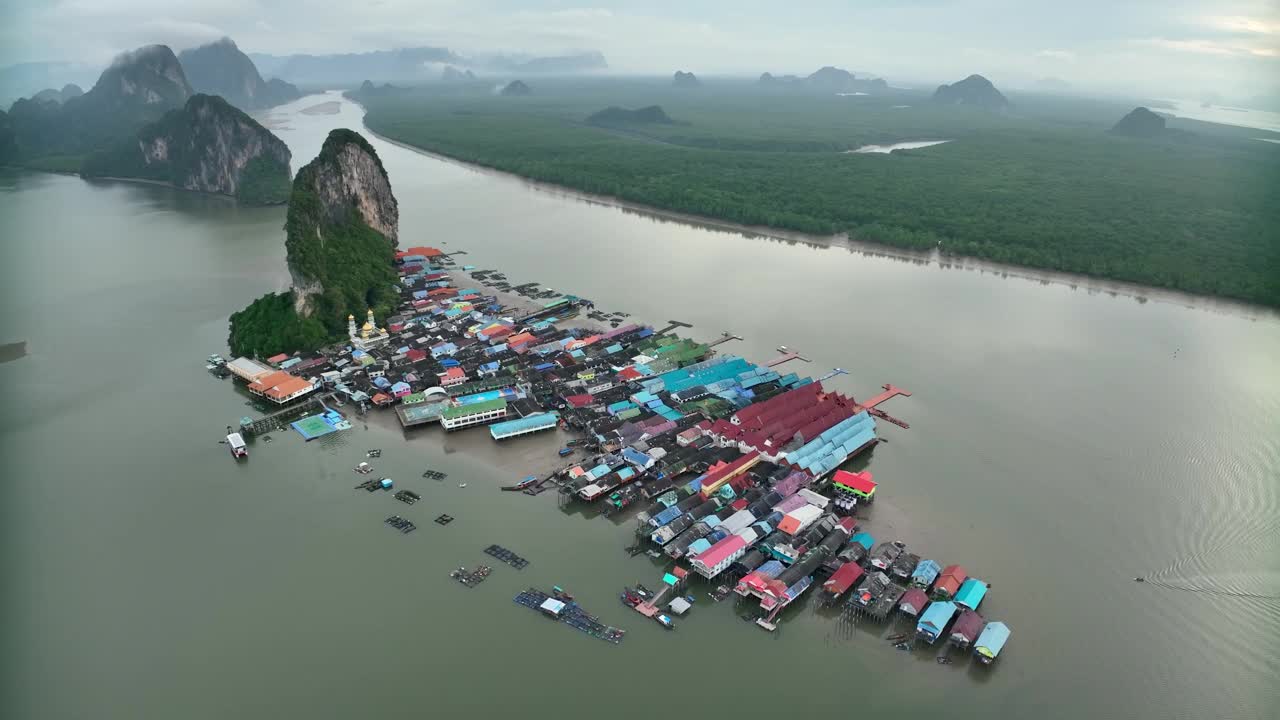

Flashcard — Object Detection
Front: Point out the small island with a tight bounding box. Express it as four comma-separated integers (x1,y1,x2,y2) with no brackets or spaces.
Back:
587,105,675,126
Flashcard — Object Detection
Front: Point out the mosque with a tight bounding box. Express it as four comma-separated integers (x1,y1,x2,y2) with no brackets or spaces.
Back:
348,308,390,351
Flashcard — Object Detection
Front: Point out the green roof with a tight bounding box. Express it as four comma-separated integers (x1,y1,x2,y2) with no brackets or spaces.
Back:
442,398,507,419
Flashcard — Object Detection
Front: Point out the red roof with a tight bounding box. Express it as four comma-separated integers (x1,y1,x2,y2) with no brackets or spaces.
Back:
899,588,929,614
564,394,594,408
822,561,865,595
833,469,877,494
266,353,289,364
935,565,968,597
616,366,642,381
694,535,748,569
406,349,427,362
371,393,393,405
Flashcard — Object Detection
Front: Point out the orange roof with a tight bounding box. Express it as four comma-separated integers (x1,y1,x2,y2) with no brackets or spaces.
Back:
399,245,444,258
265,376,312,400
266,353,289,364
247,371,292,393
247,371,313,400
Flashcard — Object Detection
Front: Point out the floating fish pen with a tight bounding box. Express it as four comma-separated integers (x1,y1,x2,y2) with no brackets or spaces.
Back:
434,514,454,525
513,588,626,644
385,515,416,534
485,545,529,569
394,490,420,505
450,565,492,588
422,469,447,480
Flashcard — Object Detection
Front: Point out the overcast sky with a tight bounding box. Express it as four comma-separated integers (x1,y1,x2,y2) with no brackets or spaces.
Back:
3,0,1277,99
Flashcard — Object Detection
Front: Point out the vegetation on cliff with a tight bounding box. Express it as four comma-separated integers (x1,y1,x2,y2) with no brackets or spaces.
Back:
229,129,398,357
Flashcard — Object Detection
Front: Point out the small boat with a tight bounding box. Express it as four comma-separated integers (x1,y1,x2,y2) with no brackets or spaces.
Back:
505,475,539,491
886,633,908,643
558,448,574,457
1134,577,1145,582
354,462,373,474
458,483,468,488
367,449,382,458
655,614,674,629
226,433,247,459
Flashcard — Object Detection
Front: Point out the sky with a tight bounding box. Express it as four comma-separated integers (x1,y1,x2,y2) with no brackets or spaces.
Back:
2,0,1277,100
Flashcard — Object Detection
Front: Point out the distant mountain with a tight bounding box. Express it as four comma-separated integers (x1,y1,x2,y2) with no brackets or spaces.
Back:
246,47,605,86
932,74,1008,109
0,61,98,107
6,44,192,161
29,84,84,105
808,66,888,93
1110,107,1166,137
81,94,291,204
758,67,888,92
673,71,700,88
758,72,802,85
345,80,407,102
441,65,476,82
248,47,461,86
495,52,607,74
587,105,674,126
178,38,300,111
499,80,532,97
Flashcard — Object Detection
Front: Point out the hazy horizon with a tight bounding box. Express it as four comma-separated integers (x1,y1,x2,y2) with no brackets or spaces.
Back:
1,0,1277,103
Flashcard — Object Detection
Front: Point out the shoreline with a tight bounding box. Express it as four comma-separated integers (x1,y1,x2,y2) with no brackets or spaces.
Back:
351,106,1277,320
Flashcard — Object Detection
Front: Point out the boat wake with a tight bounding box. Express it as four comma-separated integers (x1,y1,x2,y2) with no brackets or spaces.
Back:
1138,578,1280,601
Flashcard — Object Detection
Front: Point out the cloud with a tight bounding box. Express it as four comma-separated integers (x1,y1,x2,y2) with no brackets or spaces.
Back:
1203,16,1280,35
1140,36,1278,58
1036,49,1077,61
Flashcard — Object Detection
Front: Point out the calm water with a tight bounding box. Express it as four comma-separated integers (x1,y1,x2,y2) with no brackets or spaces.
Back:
2,93,1278,720
849,140,952,153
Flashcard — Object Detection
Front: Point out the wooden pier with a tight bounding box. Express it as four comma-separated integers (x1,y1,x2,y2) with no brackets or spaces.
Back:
765,345,811,367
236,393,336,437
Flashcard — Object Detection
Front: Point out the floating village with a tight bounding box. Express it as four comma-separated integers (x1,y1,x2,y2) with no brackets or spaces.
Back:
212,245,1011,665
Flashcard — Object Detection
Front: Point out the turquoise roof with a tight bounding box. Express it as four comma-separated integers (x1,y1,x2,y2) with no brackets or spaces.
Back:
851,532,874,550
955,578,988,610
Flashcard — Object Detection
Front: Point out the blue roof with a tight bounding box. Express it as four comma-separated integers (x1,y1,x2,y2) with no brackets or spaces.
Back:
975,622,1011,658
851,532,875,550
489,412,560,439
912,559,941,585
955,578,988,610
917,601,958,637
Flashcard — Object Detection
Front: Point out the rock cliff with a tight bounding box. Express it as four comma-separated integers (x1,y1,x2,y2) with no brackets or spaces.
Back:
228,129,399,357
81,94,291,204
285,128,398,318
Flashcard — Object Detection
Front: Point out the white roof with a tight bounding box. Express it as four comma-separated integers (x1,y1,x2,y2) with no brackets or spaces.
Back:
539,598,566,615
669,597,692,614
227,357,271,380
226,433,245,447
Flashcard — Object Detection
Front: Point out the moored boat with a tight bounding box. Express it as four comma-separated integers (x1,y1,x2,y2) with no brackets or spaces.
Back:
227,432,247,459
